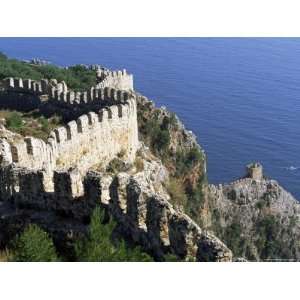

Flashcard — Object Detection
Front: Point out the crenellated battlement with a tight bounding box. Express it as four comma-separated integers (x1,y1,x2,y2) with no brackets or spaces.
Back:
1,98,138,174
0,74,133,113
0,165,232,261
49,86,132,106
0,68,139,197
96,68,133,90
3,77,57,95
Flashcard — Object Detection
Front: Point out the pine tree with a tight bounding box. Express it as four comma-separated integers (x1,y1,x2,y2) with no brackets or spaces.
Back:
75,206,153,262
12,224,59,262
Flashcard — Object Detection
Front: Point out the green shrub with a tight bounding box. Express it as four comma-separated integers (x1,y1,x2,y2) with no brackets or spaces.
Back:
154,129,170,152
166,178,188,207
12,224,59,262
75,206,153,262
255,215,282,259
6,112,23,130
187,147,203,164
224,221,244,257
175,148,203,177
163,254,180,262
255,200,265,210
39,116,49,132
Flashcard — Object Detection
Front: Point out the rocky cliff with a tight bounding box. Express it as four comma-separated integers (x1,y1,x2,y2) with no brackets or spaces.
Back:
137,95,300,262
204,175,300,261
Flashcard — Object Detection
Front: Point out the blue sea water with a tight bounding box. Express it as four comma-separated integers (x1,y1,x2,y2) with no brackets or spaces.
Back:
0,38,299,199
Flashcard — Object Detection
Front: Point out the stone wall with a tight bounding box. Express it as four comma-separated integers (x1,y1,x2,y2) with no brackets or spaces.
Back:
246,162,263,181
0,97,138,187
3,77,50,95
0,73,139,197
0,165,232,261
49,86,131,107
0,68,133,104
96,69,133,90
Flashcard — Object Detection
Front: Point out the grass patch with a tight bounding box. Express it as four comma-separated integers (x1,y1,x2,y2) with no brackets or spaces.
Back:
1,109,63,141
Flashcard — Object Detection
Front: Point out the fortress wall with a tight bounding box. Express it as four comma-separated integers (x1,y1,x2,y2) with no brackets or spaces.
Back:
0,70,133,103
49,86,131,107
0,74,133,114
9,137,54,173
0,90,42,111
0,97,139,195
83,172,231,261
3,77,49,95
54,168,84,200
50,98,138,173
96,70,133,91
0,167,232,261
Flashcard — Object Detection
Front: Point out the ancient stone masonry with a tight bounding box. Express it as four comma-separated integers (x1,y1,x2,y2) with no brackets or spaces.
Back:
96,68,133,91
0,67,232,261
246,162,263,181
0,73,139,194
2,77,50,94
49,86,132,109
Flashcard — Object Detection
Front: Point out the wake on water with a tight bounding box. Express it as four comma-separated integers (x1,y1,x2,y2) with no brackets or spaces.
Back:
282,166,300,171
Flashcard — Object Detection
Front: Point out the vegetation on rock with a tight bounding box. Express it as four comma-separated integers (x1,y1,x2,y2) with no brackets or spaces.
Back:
137,96,206,224
0,110,62,141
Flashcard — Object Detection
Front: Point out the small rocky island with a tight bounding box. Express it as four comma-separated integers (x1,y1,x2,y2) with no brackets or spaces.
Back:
0,54,299,261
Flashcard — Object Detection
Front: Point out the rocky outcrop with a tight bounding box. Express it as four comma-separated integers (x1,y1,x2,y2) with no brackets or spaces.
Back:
136,94,206,181
84,151,232,261
203,165,300,261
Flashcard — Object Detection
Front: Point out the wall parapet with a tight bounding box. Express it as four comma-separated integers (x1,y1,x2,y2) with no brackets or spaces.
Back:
0,73,134,112
96,69,133,91
1,95,138,170
3,77,53,95
0,166,232,261
49,86,133,107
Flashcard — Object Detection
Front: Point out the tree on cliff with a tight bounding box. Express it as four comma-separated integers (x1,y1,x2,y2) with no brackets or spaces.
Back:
75,206,152,262
12,224,59,262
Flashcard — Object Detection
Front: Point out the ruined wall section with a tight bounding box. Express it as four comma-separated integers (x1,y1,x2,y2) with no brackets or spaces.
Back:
0,166,232,261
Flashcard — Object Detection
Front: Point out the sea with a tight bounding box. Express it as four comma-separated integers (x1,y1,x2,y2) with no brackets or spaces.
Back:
0,38,299,199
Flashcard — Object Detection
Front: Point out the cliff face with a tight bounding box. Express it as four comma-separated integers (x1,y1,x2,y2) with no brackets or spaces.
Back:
136,94,207,217
137,95,300,262
204,177,300,261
